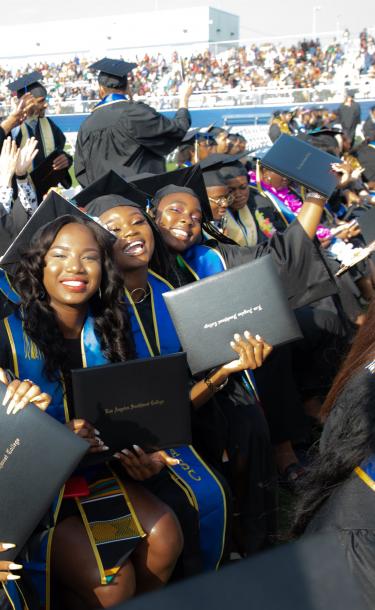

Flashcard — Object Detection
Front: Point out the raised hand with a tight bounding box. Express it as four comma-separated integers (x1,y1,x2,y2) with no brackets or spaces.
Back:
0,137,19,187
15,137,39,177
222,331,273,373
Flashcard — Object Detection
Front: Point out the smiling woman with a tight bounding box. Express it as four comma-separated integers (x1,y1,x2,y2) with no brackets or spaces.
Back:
0,214,185,609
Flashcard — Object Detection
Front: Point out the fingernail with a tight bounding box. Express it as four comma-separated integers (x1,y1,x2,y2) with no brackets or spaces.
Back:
172,459,180,465
101,446,109,451
113,453,121,459
6,400,15,415
121,449,131,456
7,575,21,580
230,341,236,348
255,334,262,341
94,428,100,435
1,543,16,550
9,564,22,570
2,389,11,406
133,445,141,452
244,330,251,339
234,333,241,342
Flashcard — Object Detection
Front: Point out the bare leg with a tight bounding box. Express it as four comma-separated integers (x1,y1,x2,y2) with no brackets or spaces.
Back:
51,481,183,607
126,482,184,594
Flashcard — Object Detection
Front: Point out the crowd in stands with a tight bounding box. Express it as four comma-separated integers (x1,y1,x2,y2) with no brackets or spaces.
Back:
0,29,374,112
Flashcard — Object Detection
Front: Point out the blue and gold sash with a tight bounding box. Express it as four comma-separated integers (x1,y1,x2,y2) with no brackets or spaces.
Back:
3,312,143,607
125,270,227,570
1,581,31,610
0,270,20,306
355,455,375,491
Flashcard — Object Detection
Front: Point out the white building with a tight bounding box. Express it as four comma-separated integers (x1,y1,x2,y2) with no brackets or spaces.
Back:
0,7,239,66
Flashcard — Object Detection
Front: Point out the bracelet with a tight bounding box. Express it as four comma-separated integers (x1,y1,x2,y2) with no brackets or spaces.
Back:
203,373,228,395
306,191,326,201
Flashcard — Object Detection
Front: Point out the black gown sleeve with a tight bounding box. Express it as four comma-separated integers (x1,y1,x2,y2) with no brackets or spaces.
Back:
122,103,191,156
214,219,338,309
0,319,15,372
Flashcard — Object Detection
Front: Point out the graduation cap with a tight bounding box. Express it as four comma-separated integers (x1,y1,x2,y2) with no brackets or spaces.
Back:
73,170,149,211
90,58,137,89
114,534,368,610
181,128,217,146
8,72,47,99
129,165,213,221
0,191,115,277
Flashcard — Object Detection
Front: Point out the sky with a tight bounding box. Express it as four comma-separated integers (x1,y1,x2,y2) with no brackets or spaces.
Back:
3,0,375,40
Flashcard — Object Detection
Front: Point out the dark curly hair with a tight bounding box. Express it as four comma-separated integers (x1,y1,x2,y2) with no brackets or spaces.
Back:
14,215,135,381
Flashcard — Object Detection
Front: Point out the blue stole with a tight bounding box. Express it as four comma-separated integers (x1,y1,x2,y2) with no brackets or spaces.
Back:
93,93,129,111
125,270,227,570
3,311,108,606
4,311,107,424
181,243,227,280
0,270,20,305
1,582,29,610
126,270,180,358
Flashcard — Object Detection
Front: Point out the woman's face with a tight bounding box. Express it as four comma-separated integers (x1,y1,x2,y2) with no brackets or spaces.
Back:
207,185,231,221
99,206,155,272
154,192,202,252
43,223,102,308
262,168,289,190
226,176,249,210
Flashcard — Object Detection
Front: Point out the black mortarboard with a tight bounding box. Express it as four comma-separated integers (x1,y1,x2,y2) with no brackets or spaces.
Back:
8,72,47,99
0,191,115,277
74,170,149,210
181,129,217,146
199,152,249,171
203,171,227,188
130,165,213,221
199,155,229,187
115,534,368,610
90,58,137,89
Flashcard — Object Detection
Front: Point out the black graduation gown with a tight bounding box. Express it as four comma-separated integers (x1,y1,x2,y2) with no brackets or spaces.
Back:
363,116,375,142
206,217,338,309
13,117,72,200
307,364,375,609
74,101,191,187
354,142,375,183
336,102,361,142
307,474,375,610
169,263,276,556
0,197,30,255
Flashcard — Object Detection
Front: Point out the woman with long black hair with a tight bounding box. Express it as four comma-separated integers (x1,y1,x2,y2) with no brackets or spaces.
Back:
0,214,184,610
84,187,273,566
292,299,375,608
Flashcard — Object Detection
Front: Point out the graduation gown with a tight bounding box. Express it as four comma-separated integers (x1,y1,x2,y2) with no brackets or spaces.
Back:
307,366,375,609
13,117,72,200
354,142,375,184
201,219,338,310
74,97,191,187
336,101,361,141
0,197,30,255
